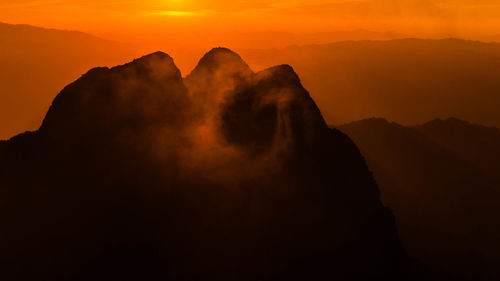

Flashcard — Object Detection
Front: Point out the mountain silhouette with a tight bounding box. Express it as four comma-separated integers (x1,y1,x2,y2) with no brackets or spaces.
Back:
6,33,500,139
0,49,406,281
339,118,500,280
240,39,500,128
0,22,403,140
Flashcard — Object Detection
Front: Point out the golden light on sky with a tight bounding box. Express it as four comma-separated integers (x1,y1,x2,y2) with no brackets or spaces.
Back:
150,10,199,17
1,0,500,46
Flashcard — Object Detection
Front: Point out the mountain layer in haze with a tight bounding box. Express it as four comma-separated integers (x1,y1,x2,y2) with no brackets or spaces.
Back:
0,22,140,139
339,118,500,280
4,25,500,139
241,39,500,128
0,49,406,281
0,22,407,139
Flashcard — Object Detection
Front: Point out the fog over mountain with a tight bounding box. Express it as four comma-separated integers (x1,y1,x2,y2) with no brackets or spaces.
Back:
3,21,500,280
241,39,500,128
0,49,406,281
4,24,500,139
0,22,408,139
339,118,500,280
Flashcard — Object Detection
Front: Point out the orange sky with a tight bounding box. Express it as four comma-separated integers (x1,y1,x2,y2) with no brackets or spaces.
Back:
1,0,500,139
1,0,500,47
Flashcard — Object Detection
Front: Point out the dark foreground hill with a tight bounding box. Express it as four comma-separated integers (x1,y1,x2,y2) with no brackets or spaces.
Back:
0,49,406,281
415,118,500,181
339,118,500,280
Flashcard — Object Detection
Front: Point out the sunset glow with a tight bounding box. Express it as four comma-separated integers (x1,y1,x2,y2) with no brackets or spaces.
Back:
151,10,199,16
2,0,500,47
2,0,500,280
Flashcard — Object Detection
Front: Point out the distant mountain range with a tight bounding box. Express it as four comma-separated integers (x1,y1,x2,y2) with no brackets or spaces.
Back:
0,22,140,139
339,118,500,280
241,39,500,128
3,22,500,139
0,22,112,45
415,118,500,179
150,29,410,49
2,21,500,280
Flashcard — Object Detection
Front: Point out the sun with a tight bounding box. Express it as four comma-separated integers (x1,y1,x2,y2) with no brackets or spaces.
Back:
151,10,198,16
151,0,198,16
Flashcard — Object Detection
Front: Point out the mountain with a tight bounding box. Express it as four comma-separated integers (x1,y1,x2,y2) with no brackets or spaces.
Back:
0,49,406,281
0,22,140,139
5,29,500,139
339,118,500,280
239,39,500,128
0,22,409,140
415,118,500,180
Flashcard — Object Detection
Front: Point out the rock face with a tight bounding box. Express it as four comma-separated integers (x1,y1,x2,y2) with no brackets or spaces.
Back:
0,48,406,281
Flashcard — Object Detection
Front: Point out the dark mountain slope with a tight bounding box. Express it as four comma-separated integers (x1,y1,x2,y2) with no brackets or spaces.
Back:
0,49,406,281
339,118,500,280
415,118,500,180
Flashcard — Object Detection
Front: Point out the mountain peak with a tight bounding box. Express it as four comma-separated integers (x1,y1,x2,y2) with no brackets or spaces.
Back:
130,51,171,63
256,64,301,85
204,47,241,59
39,51,186,140
423,117,470,127
116,51,179,75
340,118,391,128
198,47,248,68
187,47,251,80
206,47,238,55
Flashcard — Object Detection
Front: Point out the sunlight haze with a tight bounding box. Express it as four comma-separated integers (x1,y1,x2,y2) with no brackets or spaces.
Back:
2,0,500,47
